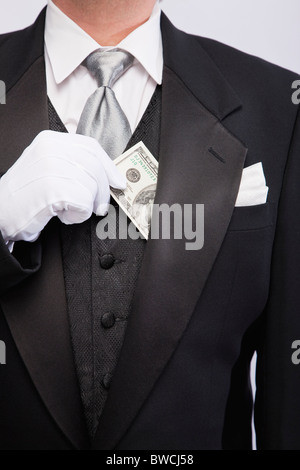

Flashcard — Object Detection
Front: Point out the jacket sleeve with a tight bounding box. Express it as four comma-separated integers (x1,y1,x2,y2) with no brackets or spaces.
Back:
255,106,300,449
0,233,41,295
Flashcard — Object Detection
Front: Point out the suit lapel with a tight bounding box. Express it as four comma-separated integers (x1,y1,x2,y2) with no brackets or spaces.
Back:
0,10,247,450
92,17,247,450
0,10,88,449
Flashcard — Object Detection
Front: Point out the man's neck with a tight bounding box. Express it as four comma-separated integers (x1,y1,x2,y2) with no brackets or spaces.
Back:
52,0,157,45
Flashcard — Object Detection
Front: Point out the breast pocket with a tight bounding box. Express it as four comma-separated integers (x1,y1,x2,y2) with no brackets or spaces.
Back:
228,202,276,232
223,202,276,319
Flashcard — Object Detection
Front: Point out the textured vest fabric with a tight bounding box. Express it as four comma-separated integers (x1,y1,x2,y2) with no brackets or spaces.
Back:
48,86,162,438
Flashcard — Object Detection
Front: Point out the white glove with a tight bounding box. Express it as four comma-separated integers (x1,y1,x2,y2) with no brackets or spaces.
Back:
0,130,126,245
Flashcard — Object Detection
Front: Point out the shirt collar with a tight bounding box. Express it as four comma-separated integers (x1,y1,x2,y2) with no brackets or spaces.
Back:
45,0,163,85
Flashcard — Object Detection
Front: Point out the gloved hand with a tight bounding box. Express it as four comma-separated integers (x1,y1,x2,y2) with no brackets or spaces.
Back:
0,130,126,245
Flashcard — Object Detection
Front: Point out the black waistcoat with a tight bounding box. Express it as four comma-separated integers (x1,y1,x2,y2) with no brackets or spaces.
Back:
48,87,162,437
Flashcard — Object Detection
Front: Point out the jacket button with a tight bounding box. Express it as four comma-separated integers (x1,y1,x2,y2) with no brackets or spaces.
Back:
102,373,113,390
101,312,116,329
99,253,115,269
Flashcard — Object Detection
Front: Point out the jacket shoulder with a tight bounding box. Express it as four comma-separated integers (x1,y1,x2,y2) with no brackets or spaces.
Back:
192,35,299,119
196,35,299,81
162,14,299,121
0,9,46,91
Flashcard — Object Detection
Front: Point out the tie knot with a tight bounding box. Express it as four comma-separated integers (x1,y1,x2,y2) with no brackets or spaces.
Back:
83,48,134,88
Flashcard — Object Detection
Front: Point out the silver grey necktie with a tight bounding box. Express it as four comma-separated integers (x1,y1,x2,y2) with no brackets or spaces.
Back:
77,48,134,160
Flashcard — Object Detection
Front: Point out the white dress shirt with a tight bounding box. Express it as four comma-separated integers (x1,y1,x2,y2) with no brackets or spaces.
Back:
45,0,163,134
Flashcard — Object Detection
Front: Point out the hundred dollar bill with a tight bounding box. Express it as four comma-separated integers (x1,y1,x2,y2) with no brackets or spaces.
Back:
110,142,159,239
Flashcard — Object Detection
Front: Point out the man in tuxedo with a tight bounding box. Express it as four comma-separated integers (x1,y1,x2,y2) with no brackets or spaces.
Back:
0,0,299,450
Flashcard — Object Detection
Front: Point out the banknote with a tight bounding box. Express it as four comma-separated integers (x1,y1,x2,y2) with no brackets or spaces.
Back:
110,142,159,239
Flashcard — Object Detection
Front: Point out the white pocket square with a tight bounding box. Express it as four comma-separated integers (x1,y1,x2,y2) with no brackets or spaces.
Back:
235,162,269,207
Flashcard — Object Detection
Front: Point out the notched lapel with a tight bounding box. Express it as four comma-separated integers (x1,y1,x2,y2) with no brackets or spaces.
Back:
92,67,248,450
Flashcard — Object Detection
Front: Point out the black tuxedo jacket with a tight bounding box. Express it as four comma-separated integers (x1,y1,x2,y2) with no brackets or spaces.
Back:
0,9,299,450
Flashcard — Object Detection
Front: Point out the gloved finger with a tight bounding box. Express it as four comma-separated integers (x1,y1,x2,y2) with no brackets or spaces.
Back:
13,131,127,192
92,146,127,190
92,169,111,216
53,182,95,224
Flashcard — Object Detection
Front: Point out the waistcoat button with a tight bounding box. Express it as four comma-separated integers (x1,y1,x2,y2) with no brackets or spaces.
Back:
99,253,115,269
101,312,116,329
